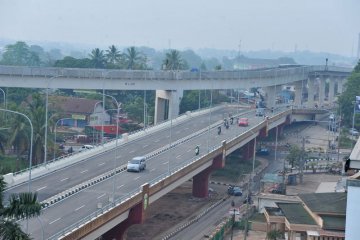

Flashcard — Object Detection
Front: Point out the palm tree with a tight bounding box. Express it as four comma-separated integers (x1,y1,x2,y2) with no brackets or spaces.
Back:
105,45,122,67
89,48,106,68
163,50,184,70
0,175,42,240
123,47,142,70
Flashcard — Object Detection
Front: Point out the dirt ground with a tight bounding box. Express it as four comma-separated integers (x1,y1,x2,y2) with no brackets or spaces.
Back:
126,181,225,240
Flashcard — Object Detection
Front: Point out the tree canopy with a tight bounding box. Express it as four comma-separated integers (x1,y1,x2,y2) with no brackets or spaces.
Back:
338,60,360,127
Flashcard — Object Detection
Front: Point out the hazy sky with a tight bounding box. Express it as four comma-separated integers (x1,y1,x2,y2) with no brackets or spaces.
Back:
0,0,359,56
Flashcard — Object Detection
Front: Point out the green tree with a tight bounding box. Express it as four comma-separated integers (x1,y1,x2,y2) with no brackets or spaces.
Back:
124,47,142,70
123,96,144,123
89,48,106,68
105,45,122,68
163,50,186,70
54,56,93,68
267,229,283,240
1,41,40,66
338,60,360,127
0,175,42,240
286,144,303,168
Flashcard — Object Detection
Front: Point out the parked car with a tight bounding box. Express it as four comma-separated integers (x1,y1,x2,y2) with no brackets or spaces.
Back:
227,186,243,196
78,144,94,152
238,118,249,127
349,128,359,136
257,147,270,156
127,156,146,172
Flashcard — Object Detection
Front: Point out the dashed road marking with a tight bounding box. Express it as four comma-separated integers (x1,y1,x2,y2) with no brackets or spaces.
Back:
97,193,106,199
49,218,61,225
143,144,148,148
75,205,85,211
163,161,169,165
98,162,105,166
150,168,156,172
60,178,68,182
129,150,135,153
176,155,181,159
36,186,47,192
117,184,124,189
80,170,88,174
134,176,141,180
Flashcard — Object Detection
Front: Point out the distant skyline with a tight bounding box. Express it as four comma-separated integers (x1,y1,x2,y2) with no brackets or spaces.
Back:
0,0,359,57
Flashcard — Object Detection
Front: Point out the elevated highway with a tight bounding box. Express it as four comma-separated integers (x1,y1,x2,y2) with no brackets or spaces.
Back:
17,106,294,239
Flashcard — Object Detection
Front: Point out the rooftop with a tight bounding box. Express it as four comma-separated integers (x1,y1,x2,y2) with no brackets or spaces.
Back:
299,192,347,215
277,202,317,225
321,215,346,231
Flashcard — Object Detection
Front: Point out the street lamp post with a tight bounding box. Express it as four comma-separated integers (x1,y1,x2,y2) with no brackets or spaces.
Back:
54,118,73,160
0,109,33,192
44,75,62,166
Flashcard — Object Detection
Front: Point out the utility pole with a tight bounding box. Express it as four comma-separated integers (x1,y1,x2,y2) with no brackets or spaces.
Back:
299,137,305,184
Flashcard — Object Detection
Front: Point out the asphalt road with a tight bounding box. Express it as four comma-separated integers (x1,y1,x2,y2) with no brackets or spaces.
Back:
5,106,241,202
22,107,275,239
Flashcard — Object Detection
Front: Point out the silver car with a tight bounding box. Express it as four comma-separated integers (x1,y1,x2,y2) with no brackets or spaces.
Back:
127,156,146,172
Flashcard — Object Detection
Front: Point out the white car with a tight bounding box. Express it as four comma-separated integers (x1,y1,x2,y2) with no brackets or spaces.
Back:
127,156,146,172
349,128,359,136
78,145,94,152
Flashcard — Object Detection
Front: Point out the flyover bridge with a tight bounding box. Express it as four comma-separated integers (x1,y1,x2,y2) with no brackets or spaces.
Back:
0,65,352,123
16,106,321,240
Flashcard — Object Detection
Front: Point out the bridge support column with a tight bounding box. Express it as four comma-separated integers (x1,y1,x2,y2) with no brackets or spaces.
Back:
102,184,149,240
294,80,303,107
193,148,225,198
318,77,326,107
306,77,315,107
337,78,344,94
264,86,276,109
242,139,255,160
328,78,335,104
154,89,183,124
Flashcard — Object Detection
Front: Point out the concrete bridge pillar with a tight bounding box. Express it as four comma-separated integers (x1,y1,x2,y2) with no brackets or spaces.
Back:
192,153,224,198
294,80,303,107
264,86,276,109
318,77,326,107
154,89,183,124
306,77,315,107
242,139,255,160
337,78,344,94
102,184,149,240
328,78,335,103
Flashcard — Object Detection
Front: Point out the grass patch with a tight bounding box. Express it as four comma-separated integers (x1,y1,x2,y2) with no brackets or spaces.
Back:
211,150,261,182
0,155,28,175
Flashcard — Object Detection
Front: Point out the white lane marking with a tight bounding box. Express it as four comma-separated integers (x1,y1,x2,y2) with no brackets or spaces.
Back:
134,176,141,180
185,127,189,130
163,161,169,165
187,149,191,152
117,184,124,189
129,150,135,153
49,217,61,225
80,170,88,174
165,135,169,138
154,139,160,142
175,131,180,134
116,155,122,159
60,178,68,182
36,186,47,192
150,168,156,172
198,144,202,146
97,193,106,199
176,155,181,159
98,162,105,166
143,144,148,148
75,205,85,211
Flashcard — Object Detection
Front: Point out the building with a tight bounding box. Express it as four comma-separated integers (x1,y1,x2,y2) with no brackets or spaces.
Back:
259,192,346,239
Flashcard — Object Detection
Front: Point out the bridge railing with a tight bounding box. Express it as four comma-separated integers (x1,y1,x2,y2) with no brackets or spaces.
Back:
49,186,142,240
0,65,352,81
